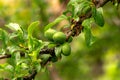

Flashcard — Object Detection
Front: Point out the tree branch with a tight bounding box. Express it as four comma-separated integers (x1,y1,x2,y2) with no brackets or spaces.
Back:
0,48,54,59
0,54,11,59
23,0,110,79
0,0,110,80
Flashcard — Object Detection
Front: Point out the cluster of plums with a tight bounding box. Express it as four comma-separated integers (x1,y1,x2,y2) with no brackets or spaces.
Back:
44,28,72,57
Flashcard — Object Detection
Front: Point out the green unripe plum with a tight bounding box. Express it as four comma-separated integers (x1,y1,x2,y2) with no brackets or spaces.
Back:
53,32,66,44
61,43,71,56
44,29,56,41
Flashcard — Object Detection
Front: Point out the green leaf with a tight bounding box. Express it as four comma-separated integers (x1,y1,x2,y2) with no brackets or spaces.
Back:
92,7,104,27
28,38,44,68
6,23,23,37
7,45,20,54
15,52,21,63
82,19,96,46
55,46,62,58
0,63,14,72
67,0,91,20
82,18,93,28
75,1,90,15
21,63,29,69
28,37,44,51
28,21,42,51
9,32,26,47
84,28,97,47
44,15,67,31
0,49,6,55
6,23,26,48
82,5,91,15
0,28,8,49
6,23,22,31
29,51,39,61
34,61,41,72
28,21,40,37
28,37,33,50
4,64,14,73
67,0,82,6
28,39,44,62
84,28,92,46
15,64,29,78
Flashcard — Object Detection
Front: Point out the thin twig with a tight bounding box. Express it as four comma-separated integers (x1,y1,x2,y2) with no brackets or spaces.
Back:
0,54,11,59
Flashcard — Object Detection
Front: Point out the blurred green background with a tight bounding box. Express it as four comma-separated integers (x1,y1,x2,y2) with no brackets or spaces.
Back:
0,0,120,80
